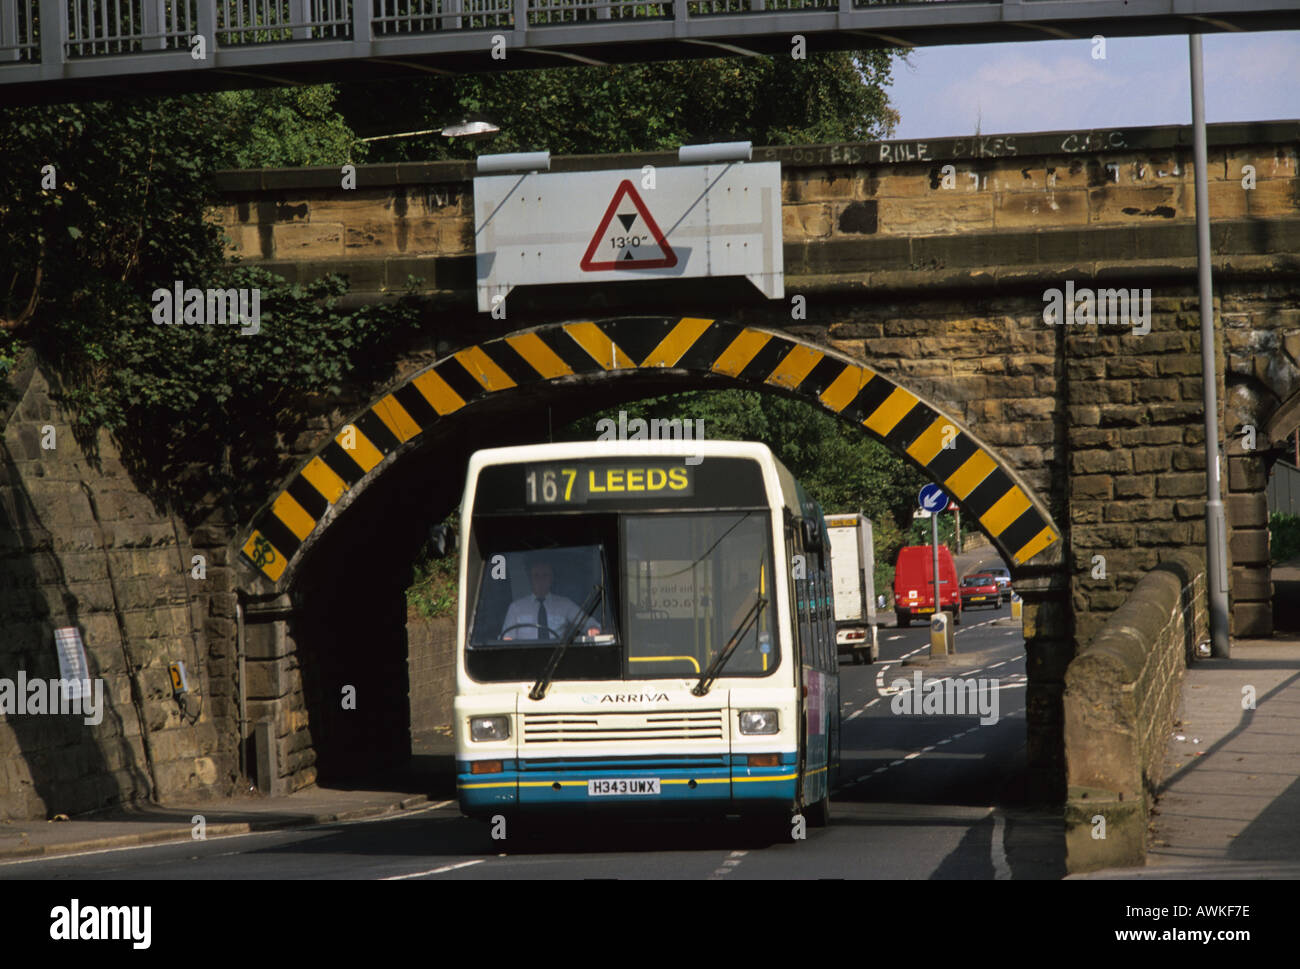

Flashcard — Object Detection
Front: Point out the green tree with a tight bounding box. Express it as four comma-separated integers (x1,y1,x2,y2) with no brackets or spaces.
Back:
337,50,900,161
0,94,422,513
208,86,368,169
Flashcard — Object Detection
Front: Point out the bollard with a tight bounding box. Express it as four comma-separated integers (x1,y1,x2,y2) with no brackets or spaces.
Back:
929,612,953,656
1010,593,1022,621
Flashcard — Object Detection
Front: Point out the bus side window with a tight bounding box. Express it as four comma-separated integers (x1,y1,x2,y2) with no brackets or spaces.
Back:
810,559,822,669
817,561,830,670
789,526,808,666
817,558,832,670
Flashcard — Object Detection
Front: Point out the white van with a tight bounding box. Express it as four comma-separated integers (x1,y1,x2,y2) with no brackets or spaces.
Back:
825,513,879,665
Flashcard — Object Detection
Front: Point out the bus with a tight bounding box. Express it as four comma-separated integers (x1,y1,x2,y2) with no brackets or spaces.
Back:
453,439,840,829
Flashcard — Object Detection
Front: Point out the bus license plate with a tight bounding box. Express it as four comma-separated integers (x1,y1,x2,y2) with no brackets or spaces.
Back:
588,778,660,796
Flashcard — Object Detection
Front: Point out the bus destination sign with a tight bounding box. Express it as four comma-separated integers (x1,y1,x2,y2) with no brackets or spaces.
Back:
525,463,694,506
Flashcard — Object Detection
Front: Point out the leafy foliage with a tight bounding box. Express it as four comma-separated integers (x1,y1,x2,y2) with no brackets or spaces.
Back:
1271,512,1300,565
338,51,900,161
407,552,460,620
0,93,422,513
208,86,368,169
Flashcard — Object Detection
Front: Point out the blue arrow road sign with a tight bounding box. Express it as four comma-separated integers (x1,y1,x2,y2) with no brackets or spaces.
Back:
918,484,950,514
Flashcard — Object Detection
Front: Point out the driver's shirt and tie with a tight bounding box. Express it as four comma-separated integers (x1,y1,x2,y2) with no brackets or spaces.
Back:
501,592,598,640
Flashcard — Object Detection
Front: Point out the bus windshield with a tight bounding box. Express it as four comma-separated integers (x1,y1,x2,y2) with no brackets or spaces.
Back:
463,510,775,683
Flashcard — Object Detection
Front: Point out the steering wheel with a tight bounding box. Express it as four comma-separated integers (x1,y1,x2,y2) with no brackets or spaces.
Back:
500,623,556,640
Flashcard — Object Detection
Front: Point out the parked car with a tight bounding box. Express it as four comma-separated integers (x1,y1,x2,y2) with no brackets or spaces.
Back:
959,573,1001,610
978,565,1013,602
893,545,961,627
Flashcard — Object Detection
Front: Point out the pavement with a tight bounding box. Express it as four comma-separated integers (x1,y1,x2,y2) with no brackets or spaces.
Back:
0,732,458,862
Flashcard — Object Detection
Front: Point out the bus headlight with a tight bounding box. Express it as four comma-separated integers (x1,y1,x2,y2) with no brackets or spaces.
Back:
738,710,779,735
469,716,511,742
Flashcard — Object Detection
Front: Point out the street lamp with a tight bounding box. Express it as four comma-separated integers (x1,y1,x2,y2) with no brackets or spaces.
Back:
440,118,501,141
359,116,501,144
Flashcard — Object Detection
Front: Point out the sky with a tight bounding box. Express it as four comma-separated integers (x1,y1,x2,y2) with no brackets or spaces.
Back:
886,30,1300,141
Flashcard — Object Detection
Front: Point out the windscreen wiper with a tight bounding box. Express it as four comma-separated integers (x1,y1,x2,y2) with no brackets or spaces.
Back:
528,583,605,701
692,595,767,697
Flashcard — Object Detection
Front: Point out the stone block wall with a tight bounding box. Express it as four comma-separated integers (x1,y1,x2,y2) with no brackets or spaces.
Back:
0,359,233,820
210,126,1300,300
407,615,455,735
1063,552,1207,872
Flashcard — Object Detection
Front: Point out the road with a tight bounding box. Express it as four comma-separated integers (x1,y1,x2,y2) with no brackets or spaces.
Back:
2,591,1065,881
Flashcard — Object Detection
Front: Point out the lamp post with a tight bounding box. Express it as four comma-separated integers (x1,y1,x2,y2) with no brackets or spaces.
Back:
1189,34,1231,657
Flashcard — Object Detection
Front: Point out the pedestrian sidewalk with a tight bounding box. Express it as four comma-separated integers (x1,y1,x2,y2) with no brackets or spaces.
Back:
0,732,458,862
1073,632,1300,879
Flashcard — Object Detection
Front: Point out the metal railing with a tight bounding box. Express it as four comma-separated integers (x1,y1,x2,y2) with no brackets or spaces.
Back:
1,0,961,63
0,0,38,60
219,1,352,44
4,0,1298,92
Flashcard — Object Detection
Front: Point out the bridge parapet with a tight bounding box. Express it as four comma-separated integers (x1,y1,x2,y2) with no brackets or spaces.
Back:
211,121,1299,296
1063,551,1207,872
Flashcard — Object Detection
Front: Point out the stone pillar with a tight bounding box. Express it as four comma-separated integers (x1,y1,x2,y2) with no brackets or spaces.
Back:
1225,450,1273,637
1018,567,1073,802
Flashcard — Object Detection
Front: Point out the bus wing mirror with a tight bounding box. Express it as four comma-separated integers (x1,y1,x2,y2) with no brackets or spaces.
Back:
801,518,823,553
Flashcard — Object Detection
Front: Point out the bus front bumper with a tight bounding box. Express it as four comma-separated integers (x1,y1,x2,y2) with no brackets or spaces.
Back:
457,754,798,817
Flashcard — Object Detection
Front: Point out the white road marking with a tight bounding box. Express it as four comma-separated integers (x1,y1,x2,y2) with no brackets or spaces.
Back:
848,710,863,720
382,858,485,880
708,850,749,879
874,665,893,693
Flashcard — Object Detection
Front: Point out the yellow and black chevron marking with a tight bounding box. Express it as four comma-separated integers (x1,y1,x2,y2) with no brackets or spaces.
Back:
240,318,1060,585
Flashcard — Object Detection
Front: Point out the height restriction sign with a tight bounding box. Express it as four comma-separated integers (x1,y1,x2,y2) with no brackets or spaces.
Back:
473,162,783,312
580,180,677,271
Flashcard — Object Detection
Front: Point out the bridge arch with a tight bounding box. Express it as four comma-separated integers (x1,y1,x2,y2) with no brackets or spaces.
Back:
238,317,1061,590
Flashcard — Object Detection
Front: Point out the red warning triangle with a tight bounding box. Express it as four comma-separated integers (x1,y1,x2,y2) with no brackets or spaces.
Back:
580,179,678,271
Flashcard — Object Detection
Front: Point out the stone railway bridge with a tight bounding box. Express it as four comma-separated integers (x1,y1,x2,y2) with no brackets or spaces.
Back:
2,121,1297,825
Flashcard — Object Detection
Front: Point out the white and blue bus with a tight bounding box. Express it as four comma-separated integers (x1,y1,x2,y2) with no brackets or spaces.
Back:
453,439,839,826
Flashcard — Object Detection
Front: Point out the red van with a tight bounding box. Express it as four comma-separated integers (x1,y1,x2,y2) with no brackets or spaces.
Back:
893,545,961,627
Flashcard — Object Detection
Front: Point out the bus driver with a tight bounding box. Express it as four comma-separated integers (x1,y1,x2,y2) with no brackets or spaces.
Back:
500,558,601,641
